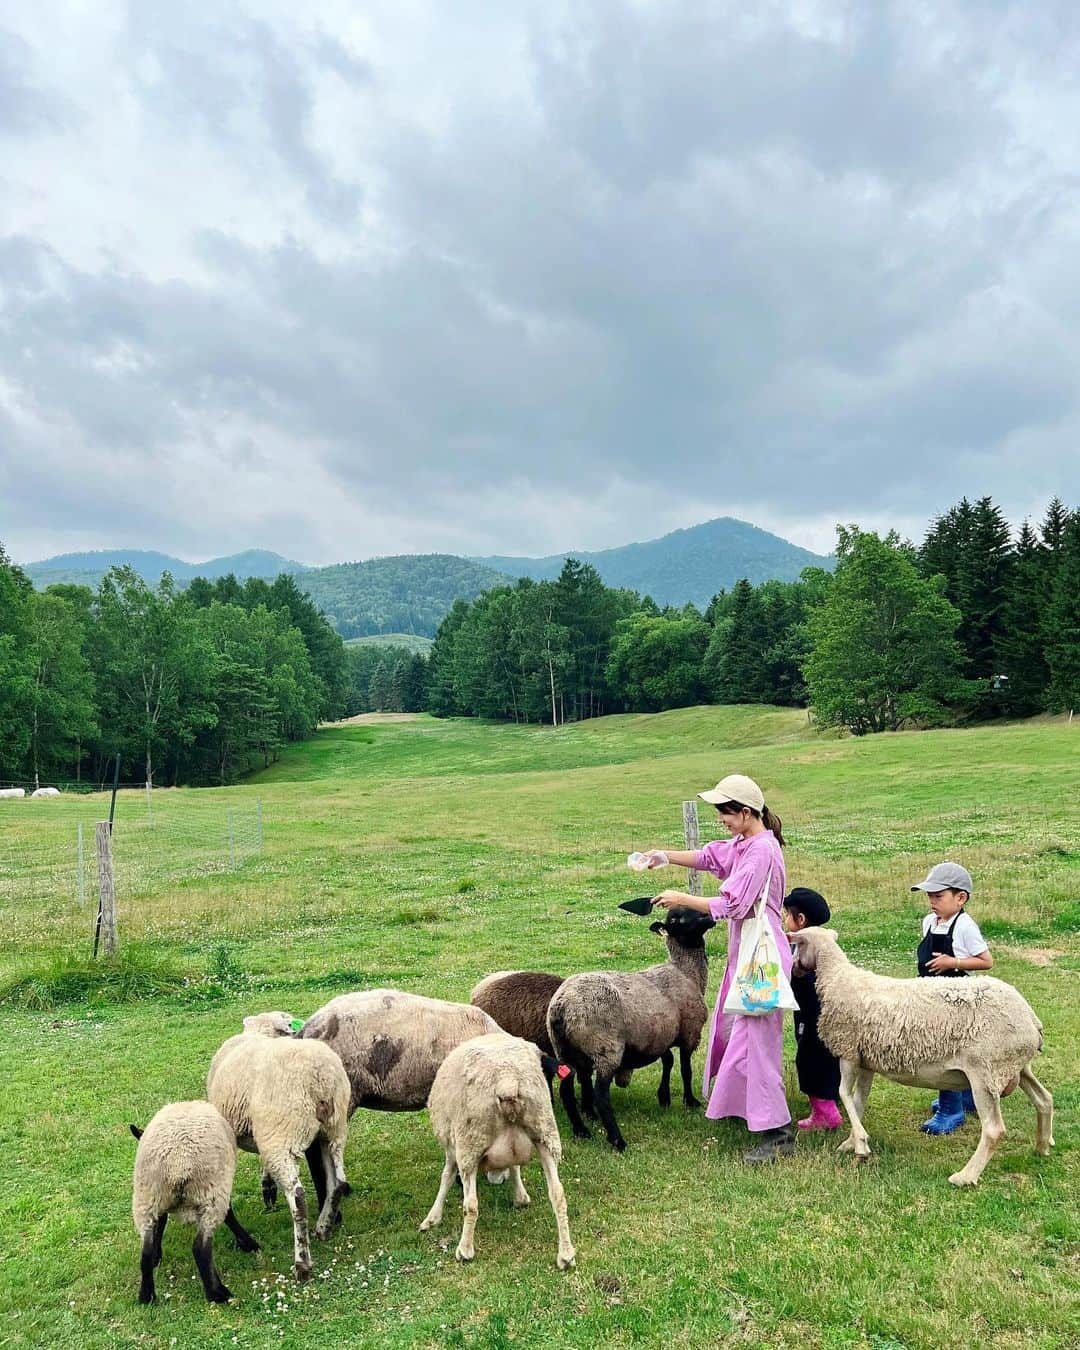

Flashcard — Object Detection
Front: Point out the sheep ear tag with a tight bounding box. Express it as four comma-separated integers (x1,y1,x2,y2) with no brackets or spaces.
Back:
555,1064,572,1081
289,1019,303,1032
618,896,656,916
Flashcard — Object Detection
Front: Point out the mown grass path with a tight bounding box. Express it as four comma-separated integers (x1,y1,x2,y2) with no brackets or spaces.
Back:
1,708,1076,1349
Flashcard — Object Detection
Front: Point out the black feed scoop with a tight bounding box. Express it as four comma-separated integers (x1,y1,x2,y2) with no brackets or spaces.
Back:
618,896,657,916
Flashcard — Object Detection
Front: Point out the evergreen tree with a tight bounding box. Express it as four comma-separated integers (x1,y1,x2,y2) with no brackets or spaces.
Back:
0,544,33,779
26,591,98,787
1044,512,1080,713
996,520,1050,715
805,528,967,734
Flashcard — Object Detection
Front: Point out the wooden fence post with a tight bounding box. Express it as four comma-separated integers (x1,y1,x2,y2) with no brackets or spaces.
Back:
95,821,118,956
682,800,702,896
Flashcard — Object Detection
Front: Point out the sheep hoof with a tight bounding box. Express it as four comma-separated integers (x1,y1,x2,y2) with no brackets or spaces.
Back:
209,1284,232,1303
235,1234,260,1253
314,1222,333,1241
684,1095,701,1111
609,1137,627,1153
854,1151,871,1165
572,1125,592,1141
512,1192,531,1209
419,1215,440,1232
658,1092,671,1109
557,1251,576,1270
948,1170,978,1187
295,1263,313,1283
836,1137,855,1154
455,1245,474,1263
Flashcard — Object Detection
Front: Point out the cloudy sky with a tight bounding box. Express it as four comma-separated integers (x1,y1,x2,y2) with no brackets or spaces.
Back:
2,1,1077,566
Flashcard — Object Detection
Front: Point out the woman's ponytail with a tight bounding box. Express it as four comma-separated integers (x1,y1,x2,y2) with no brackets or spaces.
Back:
762,806,785,848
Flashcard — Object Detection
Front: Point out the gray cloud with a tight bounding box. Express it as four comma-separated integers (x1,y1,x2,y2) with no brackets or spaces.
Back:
1,1,1078,565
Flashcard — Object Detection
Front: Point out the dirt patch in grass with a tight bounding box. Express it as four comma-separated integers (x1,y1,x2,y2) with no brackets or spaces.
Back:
997,945,1065,967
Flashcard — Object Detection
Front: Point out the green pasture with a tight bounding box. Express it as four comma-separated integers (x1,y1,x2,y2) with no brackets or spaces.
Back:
1,707,1076,1350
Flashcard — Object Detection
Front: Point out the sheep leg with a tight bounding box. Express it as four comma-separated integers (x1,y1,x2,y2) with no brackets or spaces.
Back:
510,1166,531,1208
137,1223,160,1304
224,1206,260,1252
192,1221,231,1303
578,1069,597,1120
679,1045,700,1109
152,1214,167,1266
267,1156,312,1281
835,1062,872,1161
1018,1065,1055,1155
558,1072,591,1140
592,1074,627,1152
314,1137,350,1240
949,1078,1005,1187
658,1050,673,1108
261,1172,278,1210
304,1140,328,1216
455,1168,479,1262
420,1151,457,1231
537,1142,576,1271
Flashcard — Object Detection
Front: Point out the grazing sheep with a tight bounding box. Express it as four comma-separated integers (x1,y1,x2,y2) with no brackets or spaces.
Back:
31,786,60,797
299,990,499,1113
130,1100,258,1305
790,927,1054,1186
421,1033,576,1269
470,971,590,1139
546,907,716,1152
207,1012,351,1281
0,787,25,799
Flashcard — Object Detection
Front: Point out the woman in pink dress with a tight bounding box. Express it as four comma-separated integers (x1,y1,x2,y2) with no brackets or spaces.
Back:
644,773,794,1163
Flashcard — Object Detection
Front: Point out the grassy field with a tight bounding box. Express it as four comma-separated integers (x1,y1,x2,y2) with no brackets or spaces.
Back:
1,707,1076,1350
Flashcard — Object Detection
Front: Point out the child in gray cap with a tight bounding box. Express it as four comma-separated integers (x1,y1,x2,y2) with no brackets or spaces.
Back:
912,861,993,1134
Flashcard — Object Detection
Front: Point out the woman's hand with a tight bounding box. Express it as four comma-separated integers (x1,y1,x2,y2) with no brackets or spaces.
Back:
652,890,691,911
642,849,670,868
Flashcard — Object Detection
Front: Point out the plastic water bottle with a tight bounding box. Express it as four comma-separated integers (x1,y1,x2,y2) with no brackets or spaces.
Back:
627,851,668,871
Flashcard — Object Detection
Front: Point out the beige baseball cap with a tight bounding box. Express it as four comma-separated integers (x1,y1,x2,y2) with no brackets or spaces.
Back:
698,774,765,813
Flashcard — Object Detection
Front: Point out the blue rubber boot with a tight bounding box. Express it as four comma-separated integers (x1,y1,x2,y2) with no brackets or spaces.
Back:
930,1088,978,1115
921,1090,967,1134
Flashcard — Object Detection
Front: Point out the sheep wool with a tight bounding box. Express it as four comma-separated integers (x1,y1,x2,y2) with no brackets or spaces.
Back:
300,989,499,1112
208,1012,351,1281
792,927,1055,1185
421,1033,575,1269
131,1100,258,1304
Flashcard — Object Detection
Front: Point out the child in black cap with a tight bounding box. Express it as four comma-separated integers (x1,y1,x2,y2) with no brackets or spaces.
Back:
782,887,842,1131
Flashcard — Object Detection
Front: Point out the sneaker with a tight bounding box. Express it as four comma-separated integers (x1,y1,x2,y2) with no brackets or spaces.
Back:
797,1099,842,1131
743,1127,796,1163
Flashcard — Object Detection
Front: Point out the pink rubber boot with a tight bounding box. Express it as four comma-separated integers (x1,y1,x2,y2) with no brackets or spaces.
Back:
797,1098,843,1131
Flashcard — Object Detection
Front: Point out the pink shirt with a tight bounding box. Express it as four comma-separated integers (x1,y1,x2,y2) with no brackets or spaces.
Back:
693,830,786,925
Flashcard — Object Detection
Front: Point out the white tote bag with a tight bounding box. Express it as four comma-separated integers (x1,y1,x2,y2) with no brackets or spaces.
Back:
722,867,800,1017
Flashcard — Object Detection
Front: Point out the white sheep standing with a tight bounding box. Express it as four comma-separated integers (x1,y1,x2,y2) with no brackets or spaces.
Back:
130,1100,259,1304
207,1012,351,1281
420,1032,576,1269
790,927,1054,1185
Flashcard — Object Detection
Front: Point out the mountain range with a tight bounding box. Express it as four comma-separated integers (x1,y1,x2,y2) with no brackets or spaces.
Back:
19,518,832,636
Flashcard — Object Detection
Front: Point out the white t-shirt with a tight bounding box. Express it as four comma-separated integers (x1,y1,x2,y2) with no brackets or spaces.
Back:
921,911,988,960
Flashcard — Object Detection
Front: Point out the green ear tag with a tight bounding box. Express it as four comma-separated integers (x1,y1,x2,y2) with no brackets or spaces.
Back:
289,1019,303,1032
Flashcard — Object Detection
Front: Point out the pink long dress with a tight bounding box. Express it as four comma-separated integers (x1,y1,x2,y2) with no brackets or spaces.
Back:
695,830,791,1132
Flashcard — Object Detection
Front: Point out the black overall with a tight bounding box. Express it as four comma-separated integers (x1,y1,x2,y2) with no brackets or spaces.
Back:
790,970,841,1100
917,912,967,978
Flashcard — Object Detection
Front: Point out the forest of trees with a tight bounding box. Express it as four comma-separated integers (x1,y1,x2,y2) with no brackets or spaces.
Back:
0,558,349,787
3,496,1077,788
423,497,1080,733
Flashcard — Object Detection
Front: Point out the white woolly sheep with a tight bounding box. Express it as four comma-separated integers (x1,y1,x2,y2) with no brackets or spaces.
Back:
790,927,1054,1186
546,907,716,1152
207,1011,351,1281
31,786,60,797
470,970,590,1139
299,989,499,1113
421,1032,576,1269
0,788,25,799
130,1100,258,1305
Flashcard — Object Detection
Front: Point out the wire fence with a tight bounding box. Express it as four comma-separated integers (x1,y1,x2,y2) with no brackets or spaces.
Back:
0,788,266,962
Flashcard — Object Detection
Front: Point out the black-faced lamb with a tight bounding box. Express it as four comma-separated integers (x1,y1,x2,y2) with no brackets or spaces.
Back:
790,927,1054,1185
130,1100,259,1305
420,1032,576,1269
546,907,715,1152
470,970,590,1139
299,989,499,1112
207,1012,351,1281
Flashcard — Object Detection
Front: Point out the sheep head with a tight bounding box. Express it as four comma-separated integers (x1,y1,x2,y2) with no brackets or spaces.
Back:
649,906,716,949
242,1011,301,1037
788,927,840,975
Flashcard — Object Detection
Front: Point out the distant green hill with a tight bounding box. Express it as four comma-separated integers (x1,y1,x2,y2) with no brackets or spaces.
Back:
22,548,308,589
296,555,508,638
475,516,831,607
343,633,434,654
